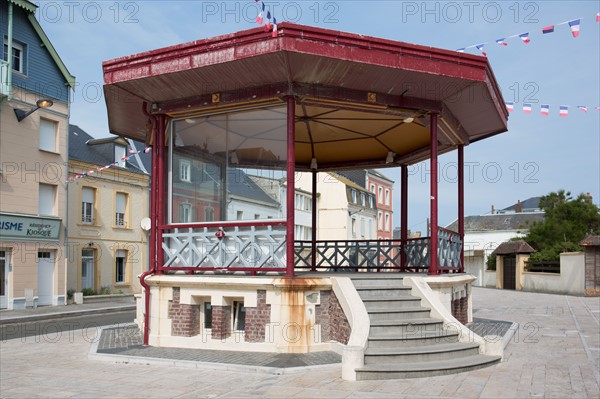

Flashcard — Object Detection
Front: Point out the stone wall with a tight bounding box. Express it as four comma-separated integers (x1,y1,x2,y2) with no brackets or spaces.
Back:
315,290,350,345
451,294,468,324
211,305,232,340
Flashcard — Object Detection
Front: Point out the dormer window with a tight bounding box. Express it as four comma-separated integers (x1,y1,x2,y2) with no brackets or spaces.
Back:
3,40,24,73
115,144,126,168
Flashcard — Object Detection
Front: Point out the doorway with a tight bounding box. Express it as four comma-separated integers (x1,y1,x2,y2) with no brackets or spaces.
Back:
503,255,516,290
37,251,55,306
0,250,8,309
81,249,95,290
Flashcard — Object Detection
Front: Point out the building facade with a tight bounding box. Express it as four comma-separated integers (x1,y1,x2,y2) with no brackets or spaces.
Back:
0,0,75,308
67,125,150,294
366,170,394,240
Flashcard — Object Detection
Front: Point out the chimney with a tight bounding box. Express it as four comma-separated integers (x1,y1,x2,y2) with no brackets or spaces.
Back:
515,200,522,213
491,205,495,215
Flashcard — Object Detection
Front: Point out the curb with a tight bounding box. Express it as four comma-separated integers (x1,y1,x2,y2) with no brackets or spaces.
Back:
0,305,136,325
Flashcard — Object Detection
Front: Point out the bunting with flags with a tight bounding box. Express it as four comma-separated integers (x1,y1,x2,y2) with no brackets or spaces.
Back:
504,102,600,117
254,1,279,36
68,146,151,183
456,12,598,54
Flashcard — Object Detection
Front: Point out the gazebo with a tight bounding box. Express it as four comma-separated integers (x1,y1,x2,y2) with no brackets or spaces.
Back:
103,23,508,378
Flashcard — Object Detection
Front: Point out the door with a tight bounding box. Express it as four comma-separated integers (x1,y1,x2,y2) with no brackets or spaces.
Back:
37,251,55,306
81,249,94,290
503,255,516,290
0,251,7,309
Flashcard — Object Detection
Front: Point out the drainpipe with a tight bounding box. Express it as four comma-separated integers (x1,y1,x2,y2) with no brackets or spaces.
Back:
7,2,14,100
140,102,157,345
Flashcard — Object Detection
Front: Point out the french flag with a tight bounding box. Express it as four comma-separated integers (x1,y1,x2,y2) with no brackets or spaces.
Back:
577,106,588,113
505,102,514,112
519,33,530,44
496,38,508,46
542,25,555,34
256,3,265,25
540,104,549,116
272,17,278,37
456,48,466,53
597,12,600,22
559,106,569,117
475,44,487,57
264,11,272,31
568,19,581,38
523,103,533,114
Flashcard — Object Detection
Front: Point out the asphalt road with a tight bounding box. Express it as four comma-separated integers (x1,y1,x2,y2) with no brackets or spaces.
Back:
0,310,135,342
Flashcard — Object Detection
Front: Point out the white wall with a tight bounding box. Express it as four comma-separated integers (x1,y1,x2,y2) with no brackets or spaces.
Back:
521,252,585,296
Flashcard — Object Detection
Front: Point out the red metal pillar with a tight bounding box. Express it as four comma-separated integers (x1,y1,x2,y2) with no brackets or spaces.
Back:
458,144,465,273
156,115,166,274
286,97,296,277
429,113,440,275
400,165,408,271
311,170,317,272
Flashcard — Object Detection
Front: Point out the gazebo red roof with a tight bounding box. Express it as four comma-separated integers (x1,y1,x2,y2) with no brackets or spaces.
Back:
103,22,508,168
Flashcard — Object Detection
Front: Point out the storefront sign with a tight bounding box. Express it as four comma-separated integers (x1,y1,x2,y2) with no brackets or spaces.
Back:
0,213,61,240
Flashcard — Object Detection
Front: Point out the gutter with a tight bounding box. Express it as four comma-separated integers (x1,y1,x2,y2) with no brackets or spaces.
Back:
7,2,14,100
139,102,157,345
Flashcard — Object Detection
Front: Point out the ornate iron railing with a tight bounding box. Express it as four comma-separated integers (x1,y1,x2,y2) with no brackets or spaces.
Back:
161,223,287,271
438,227,463,272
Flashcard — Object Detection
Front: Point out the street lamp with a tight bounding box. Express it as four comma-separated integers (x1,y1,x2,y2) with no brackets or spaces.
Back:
14,99,54,122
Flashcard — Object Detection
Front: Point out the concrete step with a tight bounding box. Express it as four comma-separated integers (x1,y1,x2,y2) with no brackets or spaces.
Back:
348,274,406,280
364,342,480,364
367,307,431,322
352,279,406,289
355,355,501,380
357,287,414,298
367,331,460,348
363,297,423,311
370,318,444,335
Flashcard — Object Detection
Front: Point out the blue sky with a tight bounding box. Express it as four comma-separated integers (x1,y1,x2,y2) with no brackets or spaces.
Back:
36,0,600,233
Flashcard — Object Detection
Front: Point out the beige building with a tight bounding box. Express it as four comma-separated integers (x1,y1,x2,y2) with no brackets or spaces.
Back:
67,125,150,294
1,0,75,309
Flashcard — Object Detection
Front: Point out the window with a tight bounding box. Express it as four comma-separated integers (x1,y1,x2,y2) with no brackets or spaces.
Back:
385,213,390,231
378,187,383,203
360,218,365,237
351,218,357,238
233,301,246,331
115,250,127,283
39,183,56,216
370,184,376,193
368,219,373,237
39,119,57,152
179,159,191,182
115,145,126,168
254,214,260,220
385,189,390,206
81,249,94,289
378,211,383,230
361,193,366,207
82,187,94,224
368,195,374,208
295,193,312,211
179,203,192,223
115,192,127,227
203,302,212,329
3,41,24,73
204,207,214,222
351,189,357,204
236,211,243,220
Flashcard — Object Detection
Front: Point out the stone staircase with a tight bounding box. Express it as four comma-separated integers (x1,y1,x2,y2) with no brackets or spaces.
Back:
350,275,500,380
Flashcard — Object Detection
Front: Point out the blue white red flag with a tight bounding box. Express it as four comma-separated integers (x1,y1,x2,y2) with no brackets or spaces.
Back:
272,17,278,37
597,12,600,22
568,19,581,38
496,38,508,46
519,33,530,44
475,44,487,56
559,106,569,116
456,48,466,53
542,25,555,34
577,106,588,112
540,104,549,116
264,11,272,31
523,103,532,114
505,102,514,112
256,2,265,25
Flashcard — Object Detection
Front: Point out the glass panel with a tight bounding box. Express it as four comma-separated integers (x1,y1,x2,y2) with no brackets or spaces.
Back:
170,105,287,224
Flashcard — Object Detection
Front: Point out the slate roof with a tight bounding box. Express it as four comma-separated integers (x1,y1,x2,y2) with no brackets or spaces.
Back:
499,197,542,213
446,212,545,232
227,169,279,206
69,125,151,174
492,240,536,255
580,235,600,247
336,169,394,188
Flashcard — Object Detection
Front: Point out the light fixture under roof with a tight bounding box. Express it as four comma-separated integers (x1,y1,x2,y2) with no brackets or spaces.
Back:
310,158,318,170
386,151,395,164
14,99,54,122
230,151,239,165
403,117,414,124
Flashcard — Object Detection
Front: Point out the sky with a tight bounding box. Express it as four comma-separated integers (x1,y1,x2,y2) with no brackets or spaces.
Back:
34,0,600,233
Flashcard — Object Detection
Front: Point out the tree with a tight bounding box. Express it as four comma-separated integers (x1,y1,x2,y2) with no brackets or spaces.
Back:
524,190,600,261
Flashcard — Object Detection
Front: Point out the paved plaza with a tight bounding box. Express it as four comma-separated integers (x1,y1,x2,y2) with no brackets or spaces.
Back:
1,287,599,398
